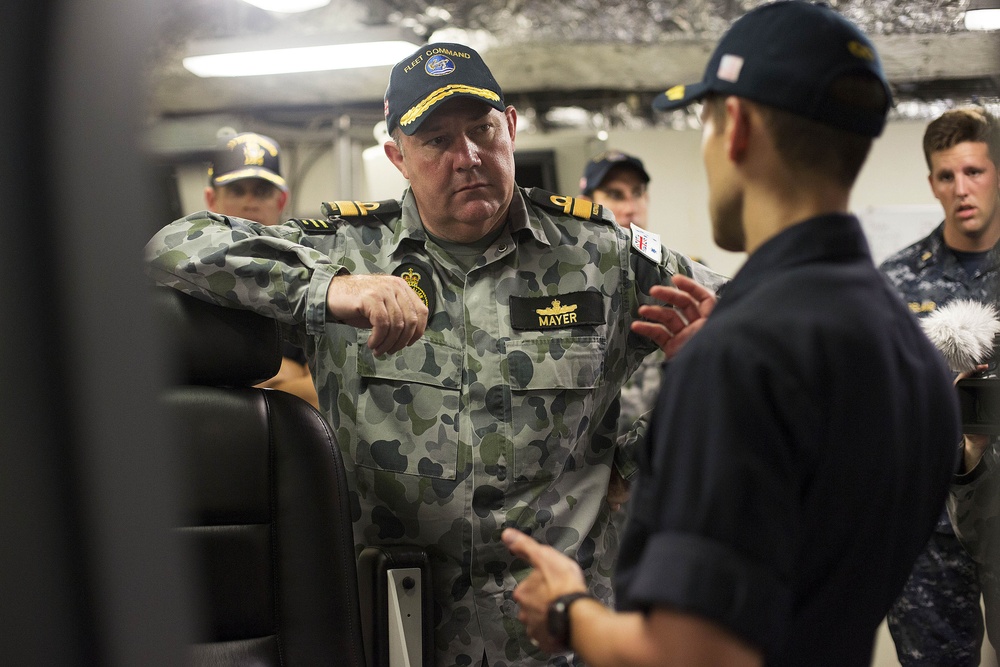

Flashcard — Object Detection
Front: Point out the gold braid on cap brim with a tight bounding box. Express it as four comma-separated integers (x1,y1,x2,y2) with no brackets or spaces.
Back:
400,84,502,128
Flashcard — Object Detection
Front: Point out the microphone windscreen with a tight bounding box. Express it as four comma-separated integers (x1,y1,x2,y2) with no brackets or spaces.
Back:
920,299,1000,373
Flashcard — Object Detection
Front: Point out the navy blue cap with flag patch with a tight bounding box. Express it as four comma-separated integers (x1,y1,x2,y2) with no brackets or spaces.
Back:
652,0,892,138
384,43,506,136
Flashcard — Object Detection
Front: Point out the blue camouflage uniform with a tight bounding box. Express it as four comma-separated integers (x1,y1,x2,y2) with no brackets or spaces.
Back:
880,222,1000,665
145,186,726,667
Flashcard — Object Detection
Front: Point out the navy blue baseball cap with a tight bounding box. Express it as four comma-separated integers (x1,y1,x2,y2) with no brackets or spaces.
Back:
384,43,506,136
652,0,892,138
580,151,650,195
208,132,287,192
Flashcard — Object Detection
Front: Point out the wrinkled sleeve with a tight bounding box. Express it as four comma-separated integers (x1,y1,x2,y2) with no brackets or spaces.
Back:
631,247,728,307
144,211,342,337
948,438,1000,567
615,406,651,481
614,245,729,474
614,353,664,479
619,351,666,423
628,247,729,359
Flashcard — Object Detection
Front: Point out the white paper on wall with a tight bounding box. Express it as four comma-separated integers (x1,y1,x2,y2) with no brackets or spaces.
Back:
857,204,942,266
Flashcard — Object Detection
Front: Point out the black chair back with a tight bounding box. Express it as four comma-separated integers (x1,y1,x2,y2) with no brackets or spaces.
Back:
154,288,366,667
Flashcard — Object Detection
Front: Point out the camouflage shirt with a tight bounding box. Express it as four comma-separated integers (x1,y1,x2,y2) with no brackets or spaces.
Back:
879,222,1000,325
145,186,727,667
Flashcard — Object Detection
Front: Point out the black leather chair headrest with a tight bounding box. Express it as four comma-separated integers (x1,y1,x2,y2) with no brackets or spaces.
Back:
151,287,281,387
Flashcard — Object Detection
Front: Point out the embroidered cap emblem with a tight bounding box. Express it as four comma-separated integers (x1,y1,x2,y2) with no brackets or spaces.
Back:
425,54,456,76
241,137,266,166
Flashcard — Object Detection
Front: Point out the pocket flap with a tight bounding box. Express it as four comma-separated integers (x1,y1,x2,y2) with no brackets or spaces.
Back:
504,336,605,391
358,337,463,389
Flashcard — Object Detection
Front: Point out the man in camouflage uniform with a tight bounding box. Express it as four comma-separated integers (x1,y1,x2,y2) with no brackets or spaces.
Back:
880,106,1000,664
145,42,725,667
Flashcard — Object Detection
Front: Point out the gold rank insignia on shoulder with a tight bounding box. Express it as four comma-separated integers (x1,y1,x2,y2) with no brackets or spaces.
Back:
908,300,936,314
321,199,402,219
392,260,436,319
527,188,604,221
293,218,337,234
510,291,606,331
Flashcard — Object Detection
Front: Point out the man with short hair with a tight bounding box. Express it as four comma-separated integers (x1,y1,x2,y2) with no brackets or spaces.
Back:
202,131,319,409
578,151,650,230
502,3,961,665
146,43,725,667
882,106,1000,663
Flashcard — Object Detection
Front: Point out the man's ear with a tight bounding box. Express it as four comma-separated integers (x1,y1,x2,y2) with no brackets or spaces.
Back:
383,140,408,179
505,105,518,145
204,186,216,210
277,189,289,213
725,97,751,163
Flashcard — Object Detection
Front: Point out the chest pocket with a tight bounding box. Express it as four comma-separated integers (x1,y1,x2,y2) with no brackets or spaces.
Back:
502,336,606,478
354,337,462,480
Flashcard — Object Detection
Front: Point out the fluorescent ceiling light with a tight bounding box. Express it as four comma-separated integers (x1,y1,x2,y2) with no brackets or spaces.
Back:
183,41,419,77
240,0,331,12
965,0,1000,30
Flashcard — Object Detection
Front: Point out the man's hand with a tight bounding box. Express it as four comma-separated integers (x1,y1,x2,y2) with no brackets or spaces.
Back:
502,528,589,653
631,274,716,359
326,274,428,355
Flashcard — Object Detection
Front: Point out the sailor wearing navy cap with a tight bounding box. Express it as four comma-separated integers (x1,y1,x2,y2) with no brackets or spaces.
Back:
578,150,651,231
201,131,320,409
503,3,960,666
204,131,289,228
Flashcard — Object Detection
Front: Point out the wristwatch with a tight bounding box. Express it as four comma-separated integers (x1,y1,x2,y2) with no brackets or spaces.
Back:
546,592,595,649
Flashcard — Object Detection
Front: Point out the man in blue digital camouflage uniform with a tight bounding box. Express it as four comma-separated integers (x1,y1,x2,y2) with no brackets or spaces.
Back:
881,106,1000,664
145,42,725,667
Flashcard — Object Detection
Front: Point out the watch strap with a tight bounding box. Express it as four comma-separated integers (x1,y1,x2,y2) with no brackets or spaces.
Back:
547,591,595,648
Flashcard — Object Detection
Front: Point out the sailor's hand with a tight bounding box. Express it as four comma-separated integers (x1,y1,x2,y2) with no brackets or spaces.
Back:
632,274,717,359
326,274,428,355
